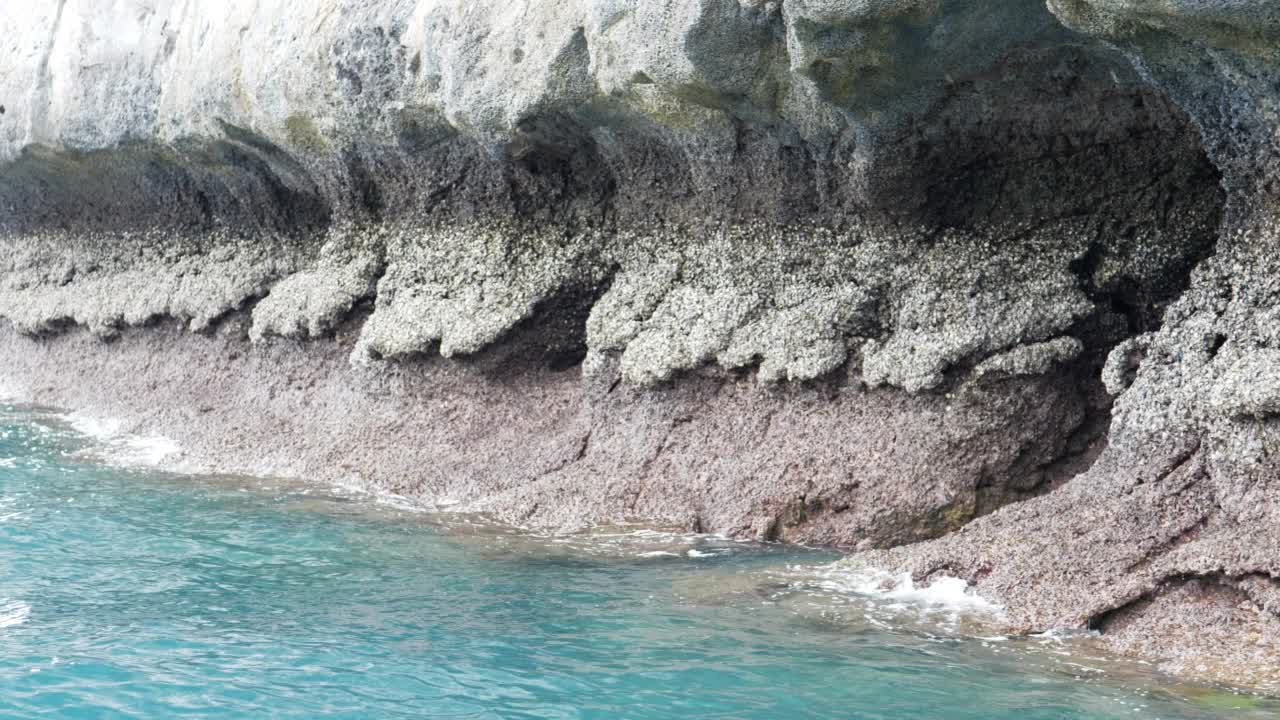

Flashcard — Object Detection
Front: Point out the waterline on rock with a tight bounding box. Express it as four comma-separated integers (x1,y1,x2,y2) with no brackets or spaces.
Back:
64,411,182,468
798,566,1006,617
0,403,1275,717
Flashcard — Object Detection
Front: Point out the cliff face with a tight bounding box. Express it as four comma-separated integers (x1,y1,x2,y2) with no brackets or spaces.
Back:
858,0,1280,690
0,0,1276,689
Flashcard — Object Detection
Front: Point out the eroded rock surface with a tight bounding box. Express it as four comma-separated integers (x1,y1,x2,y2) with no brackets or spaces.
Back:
845,0,1280,692
0,0,1277,691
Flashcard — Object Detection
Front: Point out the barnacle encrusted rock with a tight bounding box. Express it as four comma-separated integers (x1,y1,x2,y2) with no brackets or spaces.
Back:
2,0,1279,692
843,0,1280,692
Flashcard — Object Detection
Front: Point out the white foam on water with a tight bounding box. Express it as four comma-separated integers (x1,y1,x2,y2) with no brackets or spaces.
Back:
66,413,124,440
686,549,720,558
639,551,681,558
799,565,1005,618
64,411,182,468
0,600,31,628
120,435,182,467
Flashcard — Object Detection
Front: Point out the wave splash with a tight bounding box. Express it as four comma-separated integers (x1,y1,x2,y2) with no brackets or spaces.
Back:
65,412,181,468
775,563,1007,634
812,567,1005,615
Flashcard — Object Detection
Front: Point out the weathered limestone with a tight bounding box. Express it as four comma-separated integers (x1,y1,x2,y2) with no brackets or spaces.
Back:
0,317,1100,549
2,0,1279,692
841,0,1280,692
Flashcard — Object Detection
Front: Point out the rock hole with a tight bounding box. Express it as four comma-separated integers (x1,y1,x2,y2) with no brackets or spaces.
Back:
343,150,384,217
1208,333,1228,359
472,273,615,375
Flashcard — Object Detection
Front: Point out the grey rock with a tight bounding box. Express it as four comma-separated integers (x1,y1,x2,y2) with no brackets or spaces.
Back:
973,336,1084,380
0,317,1096,552
840,0,1280,692
2,0,1277,692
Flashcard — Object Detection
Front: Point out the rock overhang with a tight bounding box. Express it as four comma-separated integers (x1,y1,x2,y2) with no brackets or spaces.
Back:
4,0,1280,690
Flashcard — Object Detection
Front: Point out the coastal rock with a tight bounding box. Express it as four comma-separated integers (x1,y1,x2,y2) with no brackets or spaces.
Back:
841,0,1280,692
1,0,1278,691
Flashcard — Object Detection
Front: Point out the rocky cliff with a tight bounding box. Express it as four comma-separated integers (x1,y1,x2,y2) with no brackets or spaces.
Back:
1,0,1277,690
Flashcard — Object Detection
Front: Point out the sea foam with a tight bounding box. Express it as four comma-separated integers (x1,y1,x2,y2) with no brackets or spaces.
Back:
66,411,181,468
800,565,1005,617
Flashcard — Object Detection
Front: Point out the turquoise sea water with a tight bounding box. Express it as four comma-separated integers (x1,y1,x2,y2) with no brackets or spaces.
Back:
0,404,1274,719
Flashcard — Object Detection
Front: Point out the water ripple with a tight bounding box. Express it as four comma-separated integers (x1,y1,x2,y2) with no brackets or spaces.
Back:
0,600,31,629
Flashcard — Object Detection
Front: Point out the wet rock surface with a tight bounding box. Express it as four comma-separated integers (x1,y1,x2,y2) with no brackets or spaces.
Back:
0,0,1277,692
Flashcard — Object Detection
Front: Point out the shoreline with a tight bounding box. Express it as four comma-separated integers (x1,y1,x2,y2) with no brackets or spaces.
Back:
5,394,1278,706
4,0,1280,699
0,315,1088,547
0,315,1273,693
